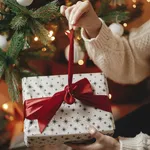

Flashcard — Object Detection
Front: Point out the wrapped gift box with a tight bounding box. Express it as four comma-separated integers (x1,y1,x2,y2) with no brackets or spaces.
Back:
22,73,115,147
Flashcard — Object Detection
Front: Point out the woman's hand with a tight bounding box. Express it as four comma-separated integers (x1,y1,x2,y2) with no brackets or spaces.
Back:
67,126,120,150
60,0,102,38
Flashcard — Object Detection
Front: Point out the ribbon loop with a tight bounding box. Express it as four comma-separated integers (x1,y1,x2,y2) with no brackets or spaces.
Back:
64,92,75,104
64,85,75,104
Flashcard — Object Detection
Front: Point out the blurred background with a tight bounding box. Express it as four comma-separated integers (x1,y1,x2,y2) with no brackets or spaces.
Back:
0,0,150,149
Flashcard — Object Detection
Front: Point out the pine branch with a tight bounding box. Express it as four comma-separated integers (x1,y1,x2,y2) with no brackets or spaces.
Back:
0,20,10,31
102,11,130,23
19,68,39,77
5,69,20,101
7,31,25,60
0,11,14,31
19,60,42,76
0,61,6,78
0,49,6,78
13,68,21,85
3,0,30,15
10,14,28,30
0,49,6,59
29,20,50,46
31,1,60,22
0,110,8,130
20,47,55,60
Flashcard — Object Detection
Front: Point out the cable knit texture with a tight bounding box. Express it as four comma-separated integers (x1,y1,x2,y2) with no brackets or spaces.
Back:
119,132,150,150
81,19,150,84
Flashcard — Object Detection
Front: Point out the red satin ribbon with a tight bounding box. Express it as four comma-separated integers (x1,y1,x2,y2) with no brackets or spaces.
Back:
24,30,112,133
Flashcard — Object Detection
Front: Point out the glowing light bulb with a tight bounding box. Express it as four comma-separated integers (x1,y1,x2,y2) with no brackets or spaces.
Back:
50,36,55,41
78,60,84,65
34,36,39,41
123,23,128,27
48,30,54,37
132,4,136,8
109,94,112,99
9,116,14,121
42,47,47,52
2,103,8,110
147,0,150,2
76,36,81,40
132,0,136,2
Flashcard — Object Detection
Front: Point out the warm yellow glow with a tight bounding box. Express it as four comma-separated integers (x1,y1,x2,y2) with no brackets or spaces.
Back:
34,36,39,41
109,94,112,99
42,47,47,52
78,60,84,65
50,36,55,41
2,103,8,110
147,0,150,2
12,64,16,67
132,0,136,2
48,30,54,37
132,4,136,8
123,23,128,27
9,116,14,121
77,36,81,40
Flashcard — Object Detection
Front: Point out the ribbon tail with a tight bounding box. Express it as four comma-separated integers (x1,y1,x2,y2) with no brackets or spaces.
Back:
38,119,51,133
91,95,112,112
38,109,56,133
36,92,65,132
78,94,112,113
24,98,49,119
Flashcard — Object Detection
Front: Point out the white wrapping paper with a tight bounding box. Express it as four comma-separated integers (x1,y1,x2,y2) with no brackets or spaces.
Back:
22,73,115,146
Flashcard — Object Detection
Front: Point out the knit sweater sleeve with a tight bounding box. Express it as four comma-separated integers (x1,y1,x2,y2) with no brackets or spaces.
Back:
119,132,150,150
81,19,150,84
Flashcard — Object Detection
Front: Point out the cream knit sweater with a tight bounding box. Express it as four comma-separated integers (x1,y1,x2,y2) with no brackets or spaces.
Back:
81,20,150,149
81,19,150,84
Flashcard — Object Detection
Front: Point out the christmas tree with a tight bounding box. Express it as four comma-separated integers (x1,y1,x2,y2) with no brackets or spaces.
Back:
0,0,147,148
0,0,143,102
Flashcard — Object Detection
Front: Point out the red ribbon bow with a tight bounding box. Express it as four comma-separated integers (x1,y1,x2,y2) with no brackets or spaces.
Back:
24,30,112,133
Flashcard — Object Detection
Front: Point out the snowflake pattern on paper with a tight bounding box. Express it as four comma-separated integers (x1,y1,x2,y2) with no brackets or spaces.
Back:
22,73,115,146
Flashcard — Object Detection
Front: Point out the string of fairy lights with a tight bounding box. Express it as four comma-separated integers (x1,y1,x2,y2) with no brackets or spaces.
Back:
2,29,112,115
1,1,150,137
2,103,15,121
123,0,138,28
2,0,146,107
123,0,150,28
32,0,150,67
34,30,55,42
33,27,86,66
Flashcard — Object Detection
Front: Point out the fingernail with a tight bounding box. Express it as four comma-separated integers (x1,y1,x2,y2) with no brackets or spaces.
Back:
88,126,96,134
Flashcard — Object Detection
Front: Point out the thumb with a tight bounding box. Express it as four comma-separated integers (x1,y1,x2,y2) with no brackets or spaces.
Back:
60,5,67,16
88,126,103,140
